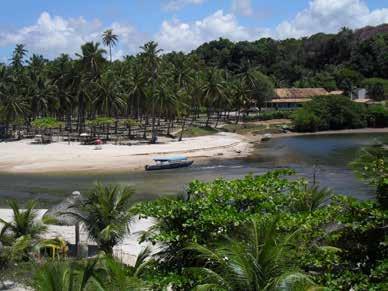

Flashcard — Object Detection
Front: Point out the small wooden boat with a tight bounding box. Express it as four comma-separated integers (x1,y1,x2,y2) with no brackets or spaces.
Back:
145,156,194,171
261,133,272,142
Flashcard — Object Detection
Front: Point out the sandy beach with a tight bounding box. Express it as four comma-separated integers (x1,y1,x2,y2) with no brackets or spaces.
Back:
0,132,254,174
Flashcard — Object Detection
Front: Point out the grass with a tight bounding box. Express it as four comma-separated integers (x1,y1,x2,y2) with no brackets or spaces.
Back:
180,126,219,137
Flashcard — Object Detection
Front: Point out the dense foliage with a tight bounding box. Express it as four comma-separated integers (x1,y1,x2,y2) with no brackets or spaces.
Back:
1,161,387,290
135,168,388,290
1,25,388,140
292,95,388,132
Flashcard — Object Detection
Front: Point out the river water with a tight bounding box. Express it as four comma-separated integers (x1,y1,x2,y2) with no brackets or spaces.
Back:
0,132,386,207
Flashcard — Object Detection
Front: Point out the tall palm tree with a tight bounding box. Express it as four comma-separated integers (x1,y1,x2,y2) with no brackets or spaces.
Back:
65,183,135,255
202,68,226,127
232,78,250,125
76,42,106,80
186,217,319,290
10,44,28,70
140,41,162,143
102,29,119,63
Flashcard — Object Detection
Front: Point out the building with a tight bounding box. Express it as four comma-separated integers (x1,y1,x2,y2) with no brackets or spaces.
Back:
267,88,330,109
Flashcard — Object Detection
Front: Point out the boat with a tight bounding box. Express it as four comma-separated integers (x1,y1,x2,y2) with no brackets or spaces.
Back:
261,133,272,141
145,156,194,171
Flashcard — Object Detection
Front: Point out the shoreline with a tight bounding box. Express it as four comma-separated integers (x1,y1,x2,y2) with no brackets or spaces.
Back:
0,127,386,175
0,132,254,175
271,127,388,139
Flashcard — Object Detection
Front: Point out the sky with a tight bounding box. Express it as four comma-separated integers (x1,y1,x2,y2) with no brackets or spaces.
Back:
0,0,387,61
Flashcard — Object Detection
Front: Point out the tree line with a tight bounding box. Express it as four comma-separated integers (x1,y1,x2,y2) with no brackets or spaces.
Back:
1,26,387,141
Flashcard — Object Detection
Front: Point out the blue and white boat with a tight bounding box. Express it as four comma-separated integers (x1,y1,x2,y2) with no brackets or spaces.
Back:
145,156,194,171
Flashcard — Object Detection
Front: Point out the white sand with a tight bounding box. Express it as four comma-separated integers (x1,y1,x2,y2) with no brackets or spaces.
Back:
0,132,253,174
0,208,155,265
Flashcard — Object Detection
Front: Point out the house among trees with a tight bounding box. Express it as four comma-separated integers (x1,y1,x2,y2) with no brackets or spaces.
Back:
267,88,330,109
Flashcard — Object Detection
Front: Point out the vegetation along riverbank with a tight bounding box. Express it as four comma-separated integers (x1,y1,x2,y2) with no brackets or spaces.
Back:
0,143,387,290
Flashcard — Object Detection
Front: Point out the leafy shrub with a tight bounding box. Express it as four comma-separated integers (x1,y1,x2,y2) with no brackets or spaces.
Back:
292,95,368,132
366,105,388,127
242,110,293,122
292,110,321,132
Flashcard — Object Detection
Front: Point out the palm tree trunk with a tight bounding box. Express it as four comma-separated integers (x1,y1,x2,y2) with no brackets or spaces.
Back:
179,117,186,141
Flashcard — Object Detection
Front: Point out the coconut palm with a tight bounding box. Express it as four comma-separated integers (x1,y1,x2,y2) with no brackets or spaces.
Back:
102,29,119,63
76,42,106,79
10,44,28,70
65,183,135,255
33,258,104,291
202,68,226,127
140,41,162,143
33,249,151,291
0,200,46,241
0,200,47,260
186,217,320,291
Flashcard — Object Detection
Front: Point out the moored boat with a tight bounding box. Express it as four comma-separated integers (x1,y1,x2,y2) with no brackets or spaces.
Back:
145,156,194,171
261,133,272,141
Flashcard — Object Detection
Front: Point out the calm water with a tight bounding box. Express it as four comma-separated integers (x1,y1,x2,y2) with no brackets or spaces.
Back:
0,132,386,207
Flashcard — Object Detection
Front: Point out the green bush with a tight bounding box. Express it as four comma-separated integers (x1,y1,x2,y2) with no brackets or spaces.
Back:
292,95,368,132
293,110,321,132
242,110,293,122
366,105,388,127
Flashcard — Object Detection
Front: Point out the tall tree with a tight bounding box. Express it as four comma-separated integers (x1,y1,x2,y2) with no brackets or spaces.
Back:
140,41,162,143
102,29,119,63
65,183,135,255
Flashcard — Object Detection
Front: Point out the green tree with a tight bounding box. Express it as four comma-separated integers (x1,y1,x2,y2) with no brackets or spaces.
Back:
65,183,135,255
350,144,388,209
139,41,162,143
102,29,119,63
187,217,319,290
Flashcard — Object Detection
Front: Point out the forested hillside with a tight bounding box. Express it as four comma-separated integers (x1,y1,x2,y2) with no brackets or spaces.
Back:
193,26,388,89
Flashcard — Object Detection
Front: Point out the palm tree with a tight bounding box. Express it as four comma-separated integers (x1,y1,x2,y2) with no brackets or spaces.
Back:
289,186,333,213
102,29,119,63
232,78,250,125
33,259,104,291
0,200,46,240
76,42,106,79
0,200,47,260
33,250,151,291
186,217,319,290
10,44,28,70
140,41,162,143
202,68,226,127
65,183,135,255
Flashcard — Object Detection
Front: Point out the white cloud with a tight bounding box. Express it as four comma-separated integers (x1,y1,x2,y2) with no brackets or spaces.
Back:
0,12,146,60
231,0,253,16
276,0,388,39
163,0,206,12
156,10,269,52
1,0,388,60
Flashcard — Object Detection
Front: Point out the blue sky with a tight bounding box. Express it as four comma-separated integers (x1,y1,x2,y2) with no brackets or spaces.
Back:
0,0,387,61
